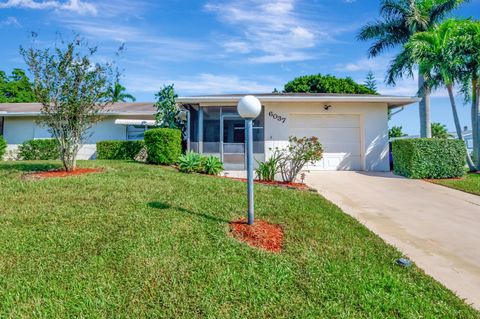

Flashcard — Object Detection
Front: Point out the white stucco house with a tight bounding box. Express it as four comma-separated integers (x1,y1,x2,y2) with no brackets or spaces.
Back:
0,93,418,171
177,93,418,171
0,102,157,160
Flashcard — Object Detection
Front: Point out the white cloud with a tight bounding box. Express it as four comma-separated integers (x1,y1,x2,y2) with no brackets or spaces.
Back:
126,73,280,95
0,0,97,15
335,57,389,72
0,16,21,27
205,0,319,63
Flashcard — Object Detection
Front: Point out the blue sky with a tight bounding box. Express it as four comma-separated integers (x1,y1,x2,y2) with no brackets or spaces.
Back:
1,0,479,135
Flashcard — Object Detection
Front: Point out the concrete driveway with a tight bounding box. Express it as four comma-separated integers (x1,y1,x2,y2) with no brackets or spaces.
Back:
305,171,480,309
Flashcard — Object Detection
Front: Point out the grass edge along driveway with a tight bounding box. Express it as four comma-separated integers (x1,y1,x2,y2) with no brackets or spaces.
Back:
0,160,478,318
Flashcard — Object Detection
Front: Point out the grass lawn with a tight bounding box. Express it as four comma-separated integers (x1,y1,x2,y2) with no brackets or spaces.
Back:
431,172,480,196
0,161,478,318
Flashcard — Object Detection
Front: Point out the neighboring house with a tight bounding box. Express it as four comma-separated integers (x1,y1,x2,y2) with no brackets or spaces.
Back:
177,93,418,171
0,93,418,171
0,102,156,159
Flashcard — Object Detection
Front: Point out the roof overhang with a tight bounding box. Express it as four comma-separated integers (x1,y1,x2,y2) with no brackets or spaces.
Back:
115,119,157,126
177,95,420,109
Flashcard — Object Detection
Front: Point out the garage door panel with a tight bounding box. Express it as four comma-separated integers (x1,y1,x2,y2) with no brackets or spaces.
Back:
288,114,362,171
290,114,359,128
291,128,359,143
321,143,361,155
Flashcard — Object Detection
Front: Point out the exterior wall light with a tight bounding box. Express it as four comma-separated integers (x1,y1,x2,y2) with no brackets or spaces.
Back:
324,104,332,110
237,95,262,225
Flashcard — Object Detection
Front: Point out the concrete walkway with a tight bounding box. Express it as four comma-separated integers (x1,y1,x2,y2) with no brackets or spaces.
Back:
305,171,480,309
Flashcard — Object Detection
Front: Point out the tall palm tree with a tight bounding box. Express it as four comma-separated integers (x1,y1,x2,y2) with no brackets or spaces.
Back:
358,0,467,138
108,82,136,103
405,19,476,170
448,19,480,168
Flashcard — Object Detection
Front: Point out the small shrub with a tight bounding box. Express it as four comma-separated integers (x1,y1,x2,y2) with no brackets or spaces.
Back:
256,151,281,181
201,155,224,175
392,138,466,179
277,136,323,182
144,128,182,165
96,140,145,160
178,151,203,173
18,139,60,160
0,136,6,160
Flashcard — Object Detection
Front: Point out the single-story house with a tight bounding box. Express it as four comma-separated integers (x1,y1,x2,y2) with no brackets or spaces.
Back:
0,102,157,160
0,93,418,171
178,93,418,171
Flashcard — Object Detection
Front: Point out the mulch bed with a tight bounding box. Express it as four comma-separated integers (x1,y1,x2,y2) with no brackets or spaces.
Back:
229,218,284,253
224,177,313,191
24,168,104,180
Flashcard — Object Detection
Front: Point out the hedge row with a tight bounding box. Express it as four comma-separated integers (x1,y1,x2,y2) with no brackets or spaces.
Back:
144,128,182,165
18,139,60,160
392,138,466,179
96,140,145,160
0,136,6,160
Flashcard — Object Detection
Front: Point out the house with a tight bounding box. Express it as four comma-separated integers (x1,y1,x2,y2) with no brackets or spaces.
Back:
176,93,418,171
0,93,418,171
0,102,157,159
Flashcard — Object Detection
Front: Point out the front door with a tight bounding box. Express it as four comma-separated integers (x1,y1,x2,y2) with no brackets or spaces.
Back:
221,116,245,170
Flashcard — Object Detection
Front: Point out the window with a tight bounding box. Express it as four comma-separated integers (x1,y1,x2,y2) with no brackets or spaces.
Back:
127,125,148,140
0,117,4,136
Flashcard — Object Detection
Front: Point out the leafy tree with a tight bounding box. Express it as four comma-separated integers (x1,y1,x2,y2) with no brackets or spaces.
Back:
21,38,117,171
0,68,36,103
154,84,183,129
389,126,407,139
358,0,467,138
364,71,378,92
108,82,136,102
284,74,376,94
431,122,452,139
406,19,476,170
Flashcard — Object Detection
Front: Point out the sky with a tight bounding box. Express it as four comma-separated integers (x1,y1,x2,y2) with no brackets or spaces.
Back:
0,0,479,135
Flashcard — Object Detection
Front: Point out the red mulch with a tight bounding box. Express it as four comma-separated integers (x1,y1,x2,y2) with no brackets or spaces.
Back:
229,218,284,253
25,168,103,179
224,177,311,191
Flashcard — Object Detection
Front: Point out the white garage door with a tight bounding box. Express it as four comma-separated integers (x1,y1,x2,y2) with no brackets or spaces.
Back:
289,114,362,170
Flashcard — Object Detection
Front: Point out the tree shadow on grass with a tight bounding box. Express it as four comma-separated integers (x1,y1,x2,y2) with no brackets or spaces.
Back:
0,162,62,172
148,201,230,224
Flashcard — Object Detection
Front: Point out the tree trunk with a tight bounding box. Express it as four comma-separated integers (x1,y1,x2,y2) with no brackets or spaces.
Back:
418,72,431,138
447,84,476,171
472,78,479,169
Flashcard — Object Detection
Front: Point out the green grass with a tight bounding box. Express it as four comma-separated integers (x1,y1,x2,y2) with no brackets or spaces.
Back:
432,172,480,196
0,161,478,318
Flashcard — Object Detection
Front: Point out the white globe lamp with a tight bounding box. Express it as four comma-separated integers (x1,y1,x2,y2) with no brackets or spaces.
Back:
237,95,261,225
237,95,262,119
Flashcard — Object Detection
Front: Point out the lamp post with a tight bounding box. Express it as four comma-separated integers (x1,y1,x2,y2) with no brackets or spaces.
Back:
237,95,262,225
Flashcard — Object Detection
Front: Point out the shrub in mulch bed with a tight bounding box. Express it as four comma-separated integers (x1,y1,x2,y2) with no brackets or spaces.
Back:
23,168,104,180
224,177,314,191
229,218,284,253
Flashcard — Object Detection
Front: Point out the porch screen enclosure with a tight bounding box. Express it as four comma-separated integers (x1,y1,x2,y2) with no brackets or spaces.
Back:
187,106,264,170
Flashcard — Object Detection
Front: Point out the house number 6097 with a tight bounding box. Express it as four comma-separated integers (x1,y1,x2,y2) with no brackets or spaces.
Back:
268,111,286,123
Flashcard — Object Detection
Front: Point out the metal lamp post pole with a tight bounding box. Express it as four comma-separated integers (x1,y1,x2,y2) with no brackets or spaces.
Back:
245,118,254,225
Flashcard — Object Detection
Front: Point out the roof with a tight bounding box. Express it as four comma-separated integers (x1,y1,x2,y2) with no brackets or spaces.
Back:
176,93,420,108
0,102,156,116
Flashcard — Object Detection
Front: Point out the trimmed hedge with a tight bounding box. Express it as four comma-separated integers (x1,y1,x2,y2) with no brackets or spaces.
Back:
0,136,7,160
18,139,60,160
144,128,182,165
392,138,466,179
96,140,145,160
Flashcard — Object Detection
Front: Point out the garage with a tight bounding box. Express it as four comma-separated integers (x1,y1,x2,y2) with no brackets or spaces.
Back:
289,114,362,170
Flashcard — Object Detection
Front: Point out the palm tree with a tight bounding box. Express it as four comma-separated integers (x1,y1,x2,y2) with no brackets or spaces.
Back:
108,82,136,103
405,19,476,170
358,0,467,138
447,19,480,168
